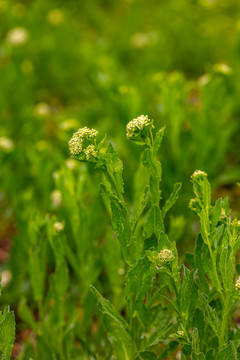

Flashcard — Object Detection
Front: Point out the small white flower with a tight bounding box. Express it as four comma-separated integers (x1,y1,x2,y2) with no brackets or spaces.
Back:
68,127,98,157
54,222,64,232
65,159,77,170
0,137,14,152
177,330,185,337
158,249,175,264
84,145,98,160
126,115,153,139
6,27,29,46
34,102,51,116
130,33,149,48
235,276,240,291
1,270,12,287
47,9,64,25
51,189,62,208
191,170,207,179
213,63,232,76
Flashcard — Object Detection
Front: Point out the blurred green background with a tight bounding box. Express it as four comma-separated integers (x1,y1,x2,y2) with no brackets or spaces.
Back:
0,0,240,358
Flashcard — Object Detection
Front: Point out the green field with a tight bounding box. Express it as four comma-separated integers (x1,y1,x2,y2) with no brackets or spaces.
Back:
1,1,240,359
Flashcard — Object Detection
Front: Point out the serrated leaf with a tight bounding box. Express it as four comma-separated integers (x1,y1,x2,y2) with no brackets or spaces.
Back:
216,341,240,360
90,286,131,360
105,142,124,194
126,257,156,326
162,183,182,218
0,308,15,360
192,352,205,360
220,245,234,293
210,198,222,230
180,266,198,329
201,294,220,340
192,328,200,353
142,149,161,180
153,127,165,155
137,350,157,360
101,184,132,263
144,205,164,239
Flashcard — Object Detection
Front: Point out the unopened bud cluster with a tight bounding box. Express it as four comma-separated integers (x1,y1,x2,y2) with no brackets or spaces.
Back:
69,127,98,161
235,276,240,291
191,170,207,180
177,330,185,337
126,115,153,141
158,249,175,264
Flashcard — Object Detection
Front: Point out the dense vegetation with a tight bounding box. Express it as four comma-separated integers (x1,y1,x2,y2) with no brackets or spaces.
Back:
0,0,240,359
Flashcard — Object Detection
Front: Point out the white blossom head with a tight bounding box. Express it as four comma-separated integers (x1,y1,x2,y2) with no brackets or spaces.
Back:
6,27,29,46
54,222,64,232
191,170,207,180
126,115,153,142
68,127,99,161
158,249,175,264
177,330,185,337
0,137,14,152
235,276,240,291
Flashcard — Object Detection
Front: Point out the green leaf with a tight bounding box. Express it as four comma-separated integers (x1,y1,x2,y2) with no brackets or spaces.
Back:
0,307,15,360
194,235,209,293
90,286,131,360
18,298,38,333
192,352,205,360
216,341,240,360
210,198,222,230
28,239,46,302
53,260,69,299
105,142,124,194
153,127,165,155
144,205,164,239
201,294,220,340
205,349,216,360
220,245,234,293
126,257,156,326
192,328,200,353
162,183,182,218
137,350,157,360
199,210,210,245
180,266,198,329
142,149,161,180
101,184,132,263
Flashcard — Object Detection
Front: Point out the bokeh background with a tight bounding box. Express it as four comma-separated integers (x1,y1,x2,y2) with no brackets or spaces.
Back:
1,0,240,358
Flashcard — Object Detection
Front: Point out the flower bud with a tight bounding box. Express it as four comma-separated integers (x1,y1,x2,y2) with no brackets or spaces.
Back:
68,127,98,162
54,222,64,232
126,115,153,143
158,249,175,264
235,276,240,291
191,170,207,180
6,27,29,46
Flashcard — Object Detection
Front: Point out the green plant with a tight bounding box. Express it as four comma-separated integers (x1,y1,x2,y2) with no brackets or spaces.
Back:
0,275,15,360
70,116,240,359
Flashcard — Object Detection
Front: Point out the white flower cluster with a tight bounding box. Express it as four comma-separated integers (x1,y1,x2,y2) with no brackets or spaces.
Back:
235,276,240,291
177,330,185,337
0,136,14,152
84,144,98,160
158,249,175,264
191,170,207,179
69,127,98,159
126,115,152,139
6,27,29,46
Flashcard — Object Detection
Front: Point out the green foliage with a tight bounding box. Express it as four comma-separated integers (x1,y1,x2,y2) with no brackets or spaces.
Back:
1,1,240,359
0,277,15,360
